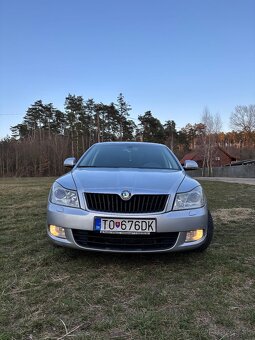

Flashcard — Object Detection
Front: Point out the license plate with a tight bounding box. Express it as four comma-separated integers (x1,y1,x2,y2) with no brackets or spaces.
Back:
94,217,156,234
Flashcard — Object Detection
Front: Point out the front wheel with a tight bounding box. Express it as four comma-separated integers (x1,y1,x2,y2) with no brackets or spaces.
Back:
194,210,214,252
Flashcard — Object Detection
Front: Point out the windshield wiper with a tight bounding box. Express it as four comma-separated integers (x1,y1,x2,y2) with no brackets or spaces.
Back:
77,165,97,168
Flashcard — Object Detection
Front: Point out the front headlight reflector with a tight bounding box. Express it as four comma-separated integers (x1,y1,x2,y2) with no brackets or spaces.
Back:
173,186,205,210
50,182,80,208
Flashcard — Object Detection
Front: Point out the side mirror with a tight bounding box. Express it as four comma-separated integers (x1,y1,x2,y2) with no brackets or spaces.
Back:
183,160,198,170
64,157,77,168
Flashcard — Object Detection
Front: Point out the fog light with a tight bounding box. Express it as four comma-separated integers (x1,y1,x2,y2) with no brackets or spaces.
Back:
185,229,203,242
49,225,66,238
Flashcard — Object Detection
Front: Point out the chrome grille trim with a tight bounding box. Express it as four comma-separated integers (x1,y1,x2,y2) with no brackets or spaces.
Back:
85,193,168,213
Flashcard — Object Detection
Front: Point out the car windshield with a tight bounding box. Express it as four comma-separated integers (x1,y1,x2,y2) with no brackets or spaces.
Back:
77,143,181,170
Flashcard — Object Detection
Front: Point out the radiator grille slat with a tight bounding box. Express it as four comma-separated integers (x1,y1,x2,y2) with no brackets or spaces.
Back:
85,193,168,213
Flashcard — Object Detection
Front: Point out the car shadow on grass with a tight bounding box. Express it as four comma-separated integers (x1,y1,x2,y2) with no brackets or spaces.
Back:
49,243,210,267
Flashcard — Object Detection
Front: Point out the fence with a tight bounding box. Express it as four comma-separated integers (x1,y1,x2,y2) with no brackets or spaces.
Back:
188,164,255,178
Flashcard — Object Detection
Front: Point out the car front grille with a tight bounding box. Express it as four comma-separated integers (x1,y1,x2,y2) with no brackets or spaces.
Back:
72,229,179,251
85,193,168,213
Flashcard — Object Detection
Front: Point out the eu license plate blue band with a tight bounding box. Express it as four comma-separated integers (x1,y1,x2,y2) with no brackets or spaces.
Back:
95,218,102,231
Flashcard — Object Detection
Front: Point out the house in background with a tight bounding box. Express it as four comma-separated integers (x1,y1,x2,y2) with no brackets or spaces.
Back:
179,146,237,168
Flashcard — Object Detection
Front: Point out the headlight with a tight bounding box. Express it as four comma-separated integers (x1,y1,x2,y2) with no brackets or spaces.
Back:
50,182,80,208
173,186,205,210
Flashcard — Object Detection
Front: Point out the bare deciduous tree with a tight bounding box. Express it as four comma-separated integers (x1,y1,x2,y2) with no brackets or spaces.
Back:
230,105,255,145
201,107,222,176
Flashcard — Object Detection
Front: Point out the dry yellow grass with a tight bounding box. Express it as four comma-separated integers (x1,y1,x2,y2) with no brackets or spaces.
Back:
212,208,254,223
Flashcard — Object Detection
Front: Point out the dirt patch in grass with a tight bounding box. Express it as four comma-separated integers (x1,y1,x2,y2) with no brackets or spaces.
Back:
212,208,254,223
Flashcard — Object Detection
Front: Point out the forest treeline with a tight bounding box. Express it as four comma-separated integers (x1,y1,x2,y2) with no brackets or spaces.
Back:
0,93,254,177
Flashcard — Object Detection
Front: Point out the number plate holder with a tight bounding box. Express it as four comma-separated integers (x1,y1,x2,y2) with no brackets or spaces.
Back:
94,217,157,234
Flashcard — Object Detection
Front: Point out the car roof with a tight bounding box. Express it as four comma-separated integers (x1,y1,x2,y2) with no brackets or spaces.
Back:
93,141,166,147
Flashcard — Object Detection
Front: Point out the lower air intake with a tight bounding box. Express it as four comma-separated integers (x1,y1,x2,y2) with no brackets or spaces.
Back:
72,229,179,251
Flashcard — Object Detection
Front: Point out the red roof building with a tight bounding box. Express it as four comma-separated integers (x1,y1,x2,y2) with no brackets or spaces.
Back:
179,146,237,168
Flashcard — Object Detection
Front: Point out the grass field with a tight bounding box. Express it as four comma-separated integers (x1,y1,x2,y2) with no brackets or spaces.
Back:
0,178,254,339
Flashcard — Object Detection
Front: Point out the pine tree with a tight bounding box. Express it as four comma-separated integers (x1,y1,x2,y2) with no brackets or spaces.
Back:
65,94,85,156
138,111,165,143
116,93,131,140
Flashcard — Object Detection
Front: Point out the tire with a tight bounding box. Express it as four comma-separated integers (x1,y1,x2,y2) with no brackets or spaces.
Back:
194,210,214,252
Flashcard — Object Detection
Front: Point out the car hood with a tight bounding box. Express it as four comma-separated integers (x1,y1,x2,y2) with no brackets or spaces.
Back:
70,168,186,195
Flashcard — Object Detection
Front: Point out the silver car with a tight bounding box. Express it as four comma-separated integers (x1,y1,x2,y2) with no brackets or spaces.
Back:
47,142,213,253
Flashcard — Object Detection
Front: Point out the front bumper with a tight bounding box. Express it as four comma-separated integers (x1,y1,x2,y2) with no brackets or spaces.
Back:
47,202,209,253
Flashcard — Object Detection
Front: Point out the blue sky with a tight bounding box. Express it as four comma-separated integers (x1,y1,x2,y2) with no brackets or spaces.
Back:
0,0,254,138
